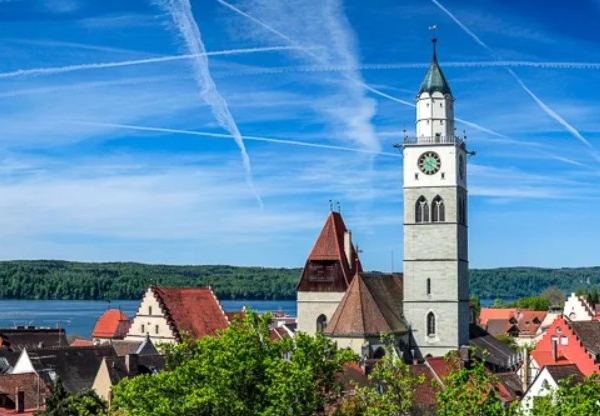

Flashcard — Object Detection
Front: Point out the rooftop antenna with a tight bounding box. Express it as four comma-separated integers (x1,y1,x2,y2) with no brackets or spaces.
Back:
329,199,333,211
336,201,341,213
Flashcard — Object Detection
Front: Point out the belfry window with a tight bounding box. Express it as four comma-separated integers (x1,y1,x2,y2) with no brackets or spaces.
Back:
316,314,327,333
432,196,445,222
416,196,429,223
427,312,436,336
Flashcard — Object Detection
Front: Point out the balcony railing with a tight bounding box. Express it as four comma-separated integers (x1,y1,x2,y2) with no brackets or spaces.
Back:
403,135,464,146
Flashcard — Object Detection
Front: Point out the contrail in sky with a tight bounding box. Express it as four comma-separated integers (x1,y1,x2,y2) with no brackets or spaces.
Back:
0,45,300,80
72,121,401,157
154,0,261,206
218,0,414,110
431,0,594,151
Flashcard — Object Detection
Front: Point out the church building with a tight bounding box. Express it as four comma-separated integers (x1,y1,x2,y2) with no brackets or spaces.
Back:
297,38,471,359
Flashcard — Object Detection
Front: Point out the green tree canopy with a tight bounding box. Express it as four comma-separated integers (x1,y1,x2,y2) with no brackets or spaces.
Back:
337,336,425,416
112,311,356,416
436,350,511,416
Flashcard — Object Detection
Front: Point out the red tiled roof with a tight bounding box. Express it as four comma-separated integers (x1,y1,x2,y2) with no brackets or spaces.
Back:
324,272,406,337
151,286,229,342
297,211,362,292
269,327,291,341
479,308,516,326
425,356,460,382
411,364,439,408
530,350,571,367
70,339,94,347
92,309,131,339
225,311,245,323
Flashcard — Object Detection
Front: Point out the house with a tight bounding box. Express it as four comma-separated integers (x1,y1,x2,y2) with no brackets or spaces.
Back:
10,345,117,394
92,336,164,403
520,364,584,414
478,308,547,345
92,309,131,343
0,327,68,351
563,292,596,321
125,285,229,344
0,372,50,415
522,315,600,387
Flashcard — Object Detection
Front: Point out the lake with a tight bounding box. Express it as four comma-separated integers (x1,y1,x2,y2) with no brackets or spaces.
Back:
0,299,297,338
0,297,502,339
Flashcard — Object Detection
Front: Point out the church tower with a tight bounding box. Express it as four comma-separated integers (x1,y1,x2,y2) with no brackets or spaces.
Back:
402,38,470,358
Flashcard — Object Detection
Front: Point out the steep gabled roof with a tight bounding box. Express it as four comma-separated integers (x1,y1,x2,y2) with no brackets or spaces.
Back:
24,345,117,394
324,273,406,337
297,211,362,292
469,324,514,370
568,320,600,356
418,39,452,96
92,309,131,339
151,286,229,342
544,364,585,385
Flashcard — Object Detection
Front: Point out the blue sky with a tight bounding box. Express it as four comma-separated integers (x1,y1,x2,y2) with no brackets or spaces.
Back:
0,0,598,270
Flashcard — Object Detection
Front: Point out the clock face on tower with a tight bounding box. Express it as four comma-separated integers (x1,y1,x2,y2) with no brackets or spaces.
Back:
418,151,441,175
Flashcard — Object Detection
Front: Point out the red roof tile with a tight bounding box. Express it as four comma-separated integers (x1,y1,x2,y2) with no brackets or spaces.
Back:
297,211,362,292
70,339,94,347
92,309,131,339
151,286,229,341
479,308,516,326
269,327,291,341
411,364,439,408
530,350,571,367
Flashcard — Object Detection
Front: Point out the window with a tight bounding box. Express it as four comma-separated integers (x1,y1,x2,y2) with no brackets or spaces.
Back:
560,336,568,346
427,278,431,295
427,312,436,336
316,314,327,332
155,325,159,334
148,306,152,315
432,196,445,222
458,197,466,225
141,324,145,334
416,196,429,223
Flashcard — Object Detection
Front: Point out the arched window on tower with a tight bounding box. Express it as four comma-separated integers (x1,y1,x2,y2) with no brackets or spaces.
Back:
427,312,436,336
415,196,429,223
316,314,327,333
432,196,445,222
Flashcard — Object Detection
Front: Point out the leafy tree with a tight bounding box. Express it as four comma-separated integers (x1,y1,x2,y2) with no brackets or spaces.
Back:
540,286,565,308
526,374,600,416
471,295,481,321
587,286,599,309
337,336,425,416
436,350,510,416
112,311,356,416
494,334,519,352
36,378,108,416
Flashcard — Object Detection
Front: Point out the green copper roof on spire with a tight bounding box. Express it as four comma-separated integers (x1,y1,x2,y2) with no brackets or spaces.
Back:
418,38,452,96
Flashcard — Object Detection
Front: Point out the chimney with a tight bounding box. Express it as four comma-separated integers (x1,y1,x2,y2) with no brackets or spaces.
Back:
551,338,558,362
522,350,530,391
125,353,138,375
344,230,352,268
15,390,24,414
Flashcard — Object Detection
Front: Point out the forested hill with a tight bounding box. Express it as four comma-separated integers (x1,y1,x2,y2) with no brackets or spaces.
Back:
0,260,598,301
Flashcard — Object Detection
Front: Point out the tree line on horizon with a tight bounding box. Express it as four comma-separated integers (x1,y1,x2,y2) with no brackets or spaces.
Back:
0,260,598,301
